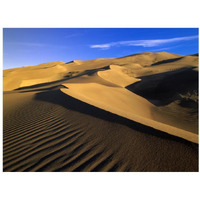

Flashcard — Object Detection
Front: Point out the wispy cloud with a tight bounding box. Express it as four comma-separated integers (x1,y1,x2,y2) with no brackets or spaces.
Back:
5,42,67,49
90,35,198,50
6,42,48,47
150,44,183,52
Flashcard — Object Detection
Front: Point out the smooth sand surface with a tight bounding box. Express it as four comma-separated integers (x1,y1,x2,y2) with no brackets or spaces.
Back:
3,52,198,172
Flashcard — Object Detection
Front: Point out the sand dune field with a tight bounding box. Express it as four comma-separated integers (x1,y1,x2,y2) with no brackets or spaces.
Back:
3,52,198,172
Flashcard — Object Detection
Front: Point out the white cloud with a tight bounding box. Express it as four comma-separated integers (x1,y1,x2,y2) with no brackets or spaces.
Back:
90,35,198,50
90,44,111,50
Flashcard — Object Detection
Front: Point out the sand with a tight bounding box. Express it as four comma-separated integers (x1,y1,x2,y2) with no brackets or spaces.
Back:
3,52,198,172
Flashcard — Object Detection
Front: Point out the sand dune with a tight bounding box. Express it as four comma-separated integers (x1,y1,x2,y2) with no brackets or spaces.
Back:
3,61,67,90
3,52,198,172
61,82,198,143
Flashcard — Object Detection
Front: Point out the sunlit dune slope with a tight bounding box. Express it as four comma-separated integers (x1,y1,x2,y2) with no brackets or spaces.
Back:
4,61,67,90
61,82,198,143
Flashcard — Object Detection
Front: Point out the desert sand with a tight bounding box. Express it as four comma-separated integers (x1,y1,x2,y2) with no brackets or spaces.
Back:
3,52,198,172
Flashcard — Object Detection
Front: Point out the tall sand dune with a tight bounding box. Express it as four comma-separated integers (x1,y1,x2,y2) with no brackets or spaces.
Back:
3,52,198,172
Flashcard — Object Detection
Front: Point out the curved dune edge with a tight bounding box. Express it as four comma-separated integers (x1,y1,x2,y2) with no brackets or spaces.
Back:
61,83,198,144
97,65,141,87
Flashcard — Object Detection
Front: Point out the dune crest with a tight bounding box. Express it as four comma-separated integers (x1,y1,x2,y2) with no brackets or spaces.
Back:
97,65,141,87
61,83,198,144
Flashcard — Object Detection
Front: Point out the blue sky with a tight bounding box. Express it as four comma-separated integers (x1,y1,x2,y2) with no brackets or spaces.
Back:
3,28,198,69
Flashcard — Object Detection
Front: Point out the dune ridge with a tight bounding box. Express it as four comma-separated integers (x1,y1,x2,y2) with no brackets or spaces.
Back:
61,82,198,143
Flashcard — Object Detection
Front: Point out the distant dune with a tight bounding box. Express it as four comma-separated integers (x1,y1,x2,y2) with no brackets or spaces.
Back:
3,52,198,172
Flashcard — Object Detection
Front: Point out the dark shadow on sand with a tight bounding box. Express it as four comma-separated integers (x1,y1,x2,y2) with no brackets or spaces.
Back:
151,57,183,66
126,67,198,106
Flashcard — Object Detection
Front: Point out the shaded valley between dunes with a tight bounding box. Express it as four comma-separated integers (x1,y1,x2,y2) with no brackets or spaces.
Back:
3,52,199,172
